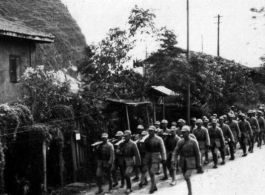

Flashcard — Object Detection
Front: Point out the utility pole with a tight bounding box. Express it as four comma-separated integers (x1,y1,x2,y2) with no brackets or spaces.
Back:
215,14,222,57
201,35,203,53
187,0,190,125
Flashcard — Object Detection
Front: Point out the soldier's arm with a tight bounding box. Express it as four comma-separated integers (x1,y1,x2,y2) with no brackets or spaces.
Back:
227,125,234,142
108,144,115,165
255,118,260,132
247,122,253,137
193,140,201,167
235,122,241,137
262,117,265,130
133,142,141,166
171,141,181,163
219,128,225,147
159,137,166,161
205,129,210,146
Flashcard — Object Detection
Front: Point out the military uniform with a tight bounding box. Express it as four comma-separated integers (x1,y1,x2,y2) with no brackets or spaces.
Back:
164,134,180,171
247,116,260,151
219,123,235,160
238,119,253,155
112,138,125,187
257,115,265,147
193,126,210,166
227,120,241,143
208,125,225,167
96,141,115,193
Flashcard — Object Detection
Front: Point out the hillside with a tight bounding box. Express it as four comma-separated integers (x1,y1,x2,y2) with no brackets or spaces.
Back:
0,0,87,69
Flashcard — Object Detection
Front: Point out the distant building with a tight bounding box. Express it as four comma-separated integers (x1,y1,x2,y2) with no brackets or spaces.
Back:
0,17,54,103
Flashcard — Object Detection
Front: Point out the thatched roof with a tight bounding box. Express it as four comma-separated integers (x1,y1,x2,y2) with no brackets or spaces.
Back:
0,17,54,43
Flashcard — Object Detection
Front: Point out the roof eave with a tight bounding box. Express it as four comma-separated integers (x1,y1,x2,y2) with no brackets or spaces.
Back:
0,31,54,43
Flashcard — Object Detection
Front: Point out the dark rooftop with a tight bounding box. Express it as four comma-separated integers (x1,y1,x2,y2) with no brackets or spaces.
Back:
0,17,54,43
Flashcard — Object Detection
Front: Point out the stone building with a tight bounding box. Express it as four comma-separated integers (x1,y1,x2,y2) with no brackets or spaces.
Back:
0,18,54,103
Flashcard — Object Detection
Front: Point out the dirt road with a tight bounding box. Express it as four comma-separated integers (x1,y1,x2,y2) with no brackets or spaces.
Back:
132,146,265,195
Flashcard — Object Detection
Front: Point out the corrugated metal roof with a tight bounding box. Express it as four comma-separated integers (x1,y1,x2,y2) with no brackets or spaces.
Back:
106,98,151,106
0,17,54,43
150,86,178,96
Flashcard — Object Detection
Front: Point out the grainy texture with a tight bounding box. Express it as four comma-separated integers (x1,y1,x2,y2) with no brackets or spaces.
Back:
0,0,87,69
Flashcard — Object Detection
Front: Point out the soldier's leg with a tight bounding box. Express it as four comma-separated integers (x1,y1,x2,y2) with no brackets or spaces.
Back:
161,162,168,180
211,147,218,168
229,142,235,160
182,168,193,195
132,166,140,181
155,162,160,175
139,164,147,188
124,165,133,192
118,163,125,188
240,136,247,156
111,164,118,187
259,132,262,148
197,149,205,173
149,163,159,192
105,166,113,192
220,147,225,164
96,166,103,193
204,148,209,164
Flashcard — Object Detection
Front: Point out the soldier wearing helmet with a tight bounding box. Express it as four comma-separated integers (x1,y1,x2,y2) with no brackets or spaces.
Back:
226,113,241,151
238,113,253,157
112,131,125,188
219,116,235,161
171,125,201,195
247,110,260,153
163,126,181,185
208,119,225,168
95,133,115,194
193,119,210,173
141,126,166,194
257,110,265,148
118,130,141,194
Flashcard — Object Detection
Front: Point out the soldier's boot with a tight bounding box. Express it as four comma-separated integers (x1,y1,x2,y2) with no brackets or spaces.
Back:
204,150,209,164
186,179,192,195
220,150,225,165
125,177,132,193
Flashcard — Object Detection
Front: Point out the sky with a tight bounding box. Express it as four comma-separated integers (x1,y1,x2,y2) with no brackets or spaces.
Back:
61,0,265,67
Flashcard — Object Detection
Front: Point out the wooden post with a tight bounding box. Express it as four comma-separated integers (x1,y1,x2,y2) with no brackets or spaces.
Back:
125,105,130,130
162,97,165,119
153,103,156,123
43,141,47,194
146,105,150,127
186,0,191,125
59,145,64,187
70,135,77,182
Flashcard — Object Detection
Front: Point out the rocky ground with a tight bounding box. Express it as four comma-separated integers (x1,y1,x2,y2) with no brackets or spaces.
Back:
77,144,265,195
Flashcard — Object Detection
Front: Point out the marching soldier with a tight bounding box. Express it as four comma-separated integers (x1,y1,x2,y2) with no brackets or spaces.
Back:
257,110,265,147
227,113,241,150
138,131,149,188
190,117,197,134
202,118,210,164
95,133,115,194
208,119,225,168
177,119,185,137
142,126,166,194
154,121,161,133
247,110,260,153
171,126,201,195
164,126,181,185
158,119,170,138
238,113,253,157
193,119,210,173
112,131,125,188
118,130,141,194
219,116,235,160
157,119,169,178
132,125,144,181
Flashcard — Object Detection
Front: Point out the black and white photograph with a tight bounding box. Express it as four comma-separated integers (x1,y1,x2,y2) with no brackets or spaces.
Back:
0,0,265,195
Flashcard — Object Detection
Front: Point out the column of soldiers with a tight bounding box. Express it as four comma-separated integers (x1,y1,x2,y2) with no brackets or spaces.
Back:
93,107,265,195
